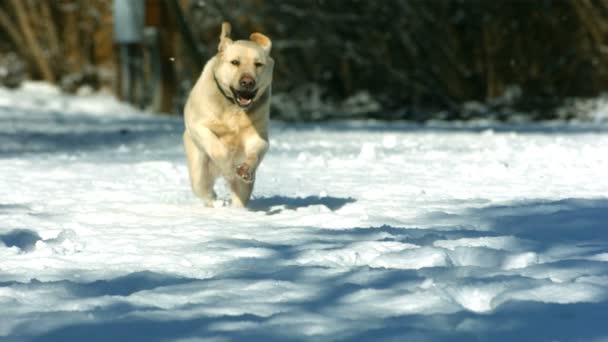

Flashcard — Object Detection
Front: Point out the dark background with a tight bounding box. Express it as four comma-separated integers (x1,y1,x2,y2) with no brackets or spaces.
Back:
1,0,607,121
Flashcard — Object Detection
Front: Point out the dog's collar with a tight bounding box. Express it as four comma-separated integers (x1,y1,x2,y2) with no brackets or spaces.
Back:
214,74,236,105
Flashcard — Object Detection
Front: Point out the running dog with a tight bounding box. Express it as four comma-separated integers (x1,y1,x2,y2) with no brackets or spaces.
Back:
183,22,273,207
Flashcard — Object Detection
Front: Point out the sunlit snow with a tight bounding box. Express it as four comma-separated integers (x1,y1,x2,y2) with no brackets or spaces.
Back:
1,82,608,341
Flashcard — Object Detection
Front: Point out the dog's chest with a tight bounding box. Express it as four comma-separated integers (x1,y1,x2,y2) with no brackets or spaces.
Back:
207,110,256,147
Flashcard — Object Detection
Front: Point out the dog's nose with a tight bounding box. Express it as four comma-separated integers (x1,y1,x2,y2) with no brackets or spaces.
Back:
239,75,256,89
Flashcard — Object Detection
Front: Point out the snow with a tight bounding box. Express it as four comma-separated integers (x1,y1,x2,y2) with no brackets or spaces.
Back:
1,82,608,341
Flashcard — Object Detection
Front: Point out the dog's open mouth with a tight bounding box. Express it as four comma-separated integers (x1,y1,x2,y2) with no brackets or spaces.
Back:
231,88,257,108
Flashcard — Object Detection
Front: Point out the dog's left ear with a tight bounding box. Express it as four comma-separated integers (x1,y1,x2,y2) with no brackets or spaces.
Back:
218,22,233,52
250,33,272,54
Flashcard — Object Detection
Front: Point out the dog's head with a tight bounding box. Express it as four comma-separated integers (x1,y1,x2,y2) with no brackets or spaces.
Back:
213,22,274,109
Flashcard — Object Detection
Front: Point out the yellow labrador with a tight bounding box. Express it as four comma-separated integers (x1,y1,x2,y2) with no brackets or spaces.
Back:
183,22,273,207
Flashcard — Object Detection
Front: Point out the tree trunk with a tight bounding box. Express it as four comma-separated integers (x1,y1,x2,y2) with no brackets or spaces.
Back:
10,0,55,82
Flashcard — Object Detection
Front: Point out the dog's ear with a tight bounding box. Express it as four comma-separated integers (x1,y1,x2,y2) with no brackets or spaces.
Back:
250,33,272,54
218,22,233,52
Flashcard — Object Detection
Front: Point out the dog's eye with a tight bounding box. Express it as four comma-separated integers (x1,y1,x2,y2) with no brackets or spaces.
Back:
230,60,240,66
255,62,264,68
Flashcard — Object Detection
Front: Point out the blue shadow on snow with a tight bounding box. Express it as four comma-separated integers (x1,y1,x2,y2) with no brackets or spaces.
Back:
5,197,608,341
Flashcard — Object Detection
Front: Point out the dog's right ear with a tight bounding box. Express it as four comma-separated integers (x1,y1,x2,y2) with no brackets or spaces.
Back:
218,22,233,52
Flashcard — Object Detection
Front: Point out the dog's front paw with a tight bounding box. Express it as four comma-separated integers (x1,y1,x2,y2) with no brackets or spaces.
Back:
236,163,254,183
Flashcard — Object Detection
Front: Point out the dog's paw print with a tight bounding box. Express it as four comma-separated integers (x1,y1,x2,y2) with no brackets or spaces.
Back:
236,163,254,183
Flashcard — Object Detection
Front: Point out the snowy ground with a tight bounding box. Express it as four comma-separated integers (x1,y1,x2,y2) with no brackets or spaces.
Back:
1,83,608,341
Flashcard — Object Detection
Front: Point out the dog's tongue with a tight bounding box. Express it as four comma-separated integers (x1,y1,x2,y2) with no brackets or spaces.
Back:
238,97,252,106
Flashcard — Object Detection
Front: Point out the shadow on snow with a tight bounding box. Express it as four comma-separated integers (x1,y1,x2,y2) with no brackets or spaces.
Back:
272,120,608,135
0,229,41,252
3,105,608,158
249,195,356,214
5,197,607,341
0,106,182,156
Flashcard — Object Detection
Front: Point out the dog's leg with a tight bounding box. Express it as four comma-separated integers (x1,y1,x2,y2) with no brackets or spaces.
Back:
236,135,269,183
183,131,217,206
185,123,230,171
229,179,254,208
